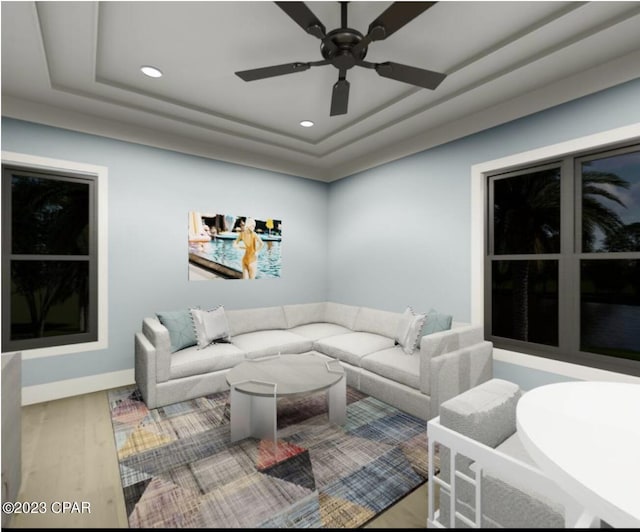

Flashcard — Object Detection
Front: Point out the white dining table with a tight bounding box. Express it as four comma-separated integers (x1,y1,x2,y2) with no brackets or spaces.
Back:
516,381,640,528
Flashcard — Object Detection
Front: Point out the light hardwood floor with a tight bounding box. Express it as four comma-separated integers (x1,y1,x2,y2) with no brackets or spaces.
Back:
8,390,434,528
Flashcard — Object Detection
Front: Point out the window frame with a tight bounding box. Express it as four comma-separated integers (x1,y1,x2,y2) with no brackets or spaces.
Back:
483,142,640,377
1,151,108,359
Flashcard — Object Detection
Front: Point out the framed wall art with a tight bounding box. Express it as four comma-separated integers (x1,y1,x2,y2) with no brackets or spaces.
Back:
188,212,282,280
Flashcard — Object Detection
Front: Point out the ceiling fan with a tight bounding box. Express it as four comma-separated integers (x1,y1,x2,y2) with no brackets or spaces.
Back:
235,1,447,117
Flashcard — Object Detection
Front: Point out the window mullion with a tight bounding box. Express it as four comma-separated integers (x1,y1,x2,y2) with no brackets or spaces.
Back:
484,176,495,339
559,157,577,355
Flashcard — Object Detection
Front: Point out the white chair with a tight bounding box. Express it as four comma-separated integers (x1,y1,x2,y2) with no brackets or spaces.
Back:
426,378,600,528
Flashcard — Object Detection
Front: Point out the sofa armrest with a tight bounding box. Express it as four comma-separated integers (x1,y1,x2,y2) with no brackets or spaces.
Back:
418,324,487,395
419,324,484,361
135,332,158,409
426,340,493,418
141,317,172,383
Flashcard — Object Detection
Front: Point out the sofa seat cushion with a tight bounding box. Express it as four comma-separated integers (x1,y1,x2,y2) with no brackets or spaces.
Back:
360,347,420,389
315,332,395,367
288,322,352,341
231,330,313,359
169,343,246,380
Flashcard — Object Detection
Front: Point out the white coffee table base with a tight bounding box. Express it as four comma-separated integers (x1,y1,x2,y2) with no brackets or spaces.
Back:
229,361,346,445
230,382,278,444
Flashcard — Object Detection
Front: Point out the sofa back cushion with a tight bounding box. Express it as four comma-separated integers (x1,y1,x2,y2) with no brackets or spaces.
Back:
225,306,287,337
283,302,327,328
324,302,359,329
353,307,402,339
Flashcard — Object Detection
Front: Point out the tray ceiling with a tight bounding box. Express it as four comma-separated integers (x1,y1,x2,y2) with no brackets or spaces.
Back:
2,1,640,181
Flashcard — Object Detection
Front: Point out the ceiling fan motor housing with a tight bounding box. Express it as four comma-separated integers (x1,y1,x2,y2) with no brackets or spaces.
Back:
321,28,367,70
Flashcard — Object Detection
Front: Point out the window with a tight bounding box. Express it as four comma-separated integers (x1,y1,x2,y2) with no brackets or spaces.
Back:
2,165,98,351
485,144,640,376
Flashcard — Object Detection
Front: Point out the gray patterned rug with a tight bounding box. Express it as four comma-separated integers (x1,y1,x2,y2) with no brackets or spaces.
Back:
108,385,432,528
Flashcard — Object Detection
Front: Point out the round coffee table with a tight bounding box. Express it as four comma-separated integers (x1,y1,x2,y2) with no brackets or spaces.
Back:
226,352,346,444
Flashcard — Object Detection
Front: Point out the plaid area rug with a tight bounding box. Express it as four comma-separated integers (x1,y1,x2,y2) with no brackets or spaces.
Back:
108,385,431,528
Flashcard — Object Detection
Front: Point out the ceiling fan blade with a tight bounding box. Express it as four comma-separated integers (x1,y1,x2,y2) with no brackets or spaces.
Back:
236,62,311,81
367,2,437,41
330,73,350,116
375,61,446,90
275,1,326,39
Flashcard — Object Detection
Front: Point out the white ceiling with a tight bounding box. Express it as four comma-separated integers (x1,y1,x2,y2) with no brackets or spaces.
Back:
2,1,640,182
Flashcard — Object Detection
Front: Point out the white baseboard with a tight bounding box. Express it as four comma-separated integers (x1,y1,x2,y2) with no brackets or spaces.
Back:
21,369,135,405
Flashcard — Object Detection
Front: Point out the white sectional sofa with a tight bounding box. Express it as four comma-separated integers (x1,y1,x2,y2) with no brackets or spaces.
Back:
135,302,493,420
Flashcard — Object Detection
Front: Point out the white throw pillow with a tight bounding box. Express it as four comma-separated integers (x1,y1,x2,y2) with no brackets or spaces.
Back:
190,306,231,349
394,307,413,347
394,307,427,355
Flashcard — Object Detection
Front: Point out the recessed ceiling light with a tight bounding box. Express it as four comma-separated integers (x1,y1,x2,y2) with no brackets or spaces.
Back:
140,65,163,78
300,120,314,128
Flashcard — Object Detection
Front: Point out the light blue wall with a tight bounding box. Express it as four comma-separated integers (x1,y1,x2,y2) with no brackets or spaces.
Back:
4,77,640,390
328,77,640,388
494,361,576,391
327,142,475,319
1,118,329,386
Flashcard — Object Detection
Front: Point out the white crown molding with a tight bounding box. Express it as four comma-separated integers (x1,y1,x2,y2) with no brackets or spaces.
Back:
326,49,640,181
1,96,329,182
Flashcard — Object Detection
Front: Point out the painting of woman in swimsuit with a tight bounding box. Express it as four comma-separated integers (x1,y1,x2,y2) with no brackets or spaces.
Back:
233,217,264,279
187,212,282,281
